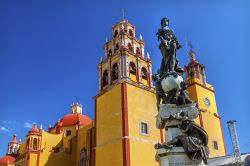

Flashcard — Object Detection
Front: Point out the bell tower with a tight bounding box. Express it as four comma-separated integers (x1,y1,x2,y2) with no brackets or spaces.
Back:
98,20,153,92
25,123,42,166
94,20,160,166
184,50,226,157
7,134,21,157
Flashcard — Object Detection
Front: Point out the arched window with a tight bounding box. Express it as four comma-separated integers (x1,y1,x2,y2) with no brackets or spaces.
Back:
141,67,148,80
102,70,108,87
114,44,119,52
33,138,38,151
65,130,71,137
26,139,30,149
129,62,136,75
129,29,134,37
112,63,118,81
113,30,118,37
128,43,133,52
108,49,112,56
136,47,141,55
80,148,87,166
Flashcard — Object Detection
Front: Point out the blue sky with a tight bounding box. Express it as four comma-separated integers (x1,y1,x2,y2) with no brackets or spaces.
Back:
0,0,249,157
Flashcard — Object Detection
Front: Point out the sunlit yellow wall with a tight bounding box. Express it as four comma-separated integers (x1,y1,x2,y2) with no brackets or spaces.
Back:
126,83,160,166
38,130,72,166
95,84,123,166
61,126,77,153
75,124,93,166
187,78,226,157
202,112,225,157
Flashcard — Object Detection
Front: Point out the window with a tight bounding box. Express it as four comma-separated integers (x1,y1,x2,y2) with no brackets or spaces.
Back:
128,43,133,52
114,44,119,52
65,130,71,137
213,141,218,150
141,67,148,80
102,70,108,87
129,62,136,75
129,29,134,37
136,47,141,55
140,122,149,135
108,49,112,56
113,30,118,37
112,63,118,81
33,138,38,151
26,139,30,149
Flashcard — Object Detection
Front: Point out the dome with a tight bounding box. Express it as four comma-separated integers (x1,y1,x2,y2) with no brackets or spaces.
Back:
60,114,92,127
0,155,15,164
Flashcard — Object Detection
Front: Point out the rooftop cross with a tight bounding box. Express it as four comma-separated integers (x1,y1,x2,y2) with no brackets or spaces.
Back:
120,8,126,20
188,41,194,52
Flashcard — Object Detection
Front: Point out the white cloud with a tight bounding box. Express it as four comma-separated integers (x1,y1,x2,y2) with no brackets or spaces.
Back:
0,127,9,132
24,122,33,129
2,120,20,124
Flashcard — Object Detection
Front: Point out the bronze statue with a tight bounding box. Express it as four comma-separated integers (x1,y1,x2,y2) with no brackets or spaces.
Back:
154,18,209,165
155,120,209,164
157,17,184,76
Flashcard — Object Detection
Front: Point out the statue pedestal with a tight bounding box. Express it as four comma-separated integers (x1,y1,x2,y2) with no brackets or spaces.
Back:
156,147,206,166
156,127,206,166
155,103,207,166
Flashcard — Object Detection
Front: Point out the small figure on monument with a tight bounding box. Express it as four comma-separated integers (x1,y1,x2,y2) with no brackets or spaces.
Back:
152,70,167,111
156,120,209,164
157,17,184,76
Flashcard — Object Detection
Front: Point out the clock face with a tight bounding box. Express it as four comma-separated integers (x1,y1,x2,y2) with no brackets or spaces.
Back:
204,97,211,107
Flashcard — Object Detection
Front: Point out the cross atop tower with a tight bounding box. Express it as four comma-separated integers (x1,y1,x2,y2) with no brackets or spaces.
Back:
120,8,126,20
188,41,194,52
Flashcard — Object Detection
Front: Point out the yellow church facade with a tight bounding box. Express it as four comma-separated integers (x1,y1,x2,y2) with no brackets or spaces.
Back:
0,19,226,166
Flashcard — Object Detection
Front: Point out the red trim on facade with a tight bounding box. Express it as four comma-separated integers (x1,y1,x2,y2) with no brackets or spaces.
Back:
121,82,131,166
26,153,30,166
160,129,164,144
219,118,227,155
199,112,204,128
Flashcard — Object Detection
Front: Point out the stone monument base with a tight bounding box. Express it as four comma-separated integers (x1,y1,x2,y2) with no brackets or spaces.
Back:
156,147,206,166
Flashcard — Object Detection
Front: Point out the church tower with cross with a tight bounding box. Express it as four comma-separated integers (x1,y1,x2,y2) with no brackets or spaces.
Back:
184,48,227,158
94,19,160,166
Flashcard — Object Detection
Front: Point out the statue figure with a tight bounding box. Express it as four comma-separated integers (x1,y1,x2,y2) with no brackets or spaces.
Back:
154,18,208,166
157,17,184,76
176,81,193,106
155,120,209,164
152,71,167,111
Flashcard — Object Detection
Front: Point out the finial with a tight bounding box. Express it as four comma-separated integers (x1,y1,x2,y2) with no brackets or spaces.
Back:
120,8,126,20
139,34,143,40
188,41,194,52
12,134,17,142
40,124,43,130
146,52,150,59
76,97,80,103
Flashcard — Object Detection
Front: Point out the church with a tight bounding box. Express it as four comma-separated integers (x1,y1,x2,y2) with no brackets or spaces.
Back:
0,19,226,166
